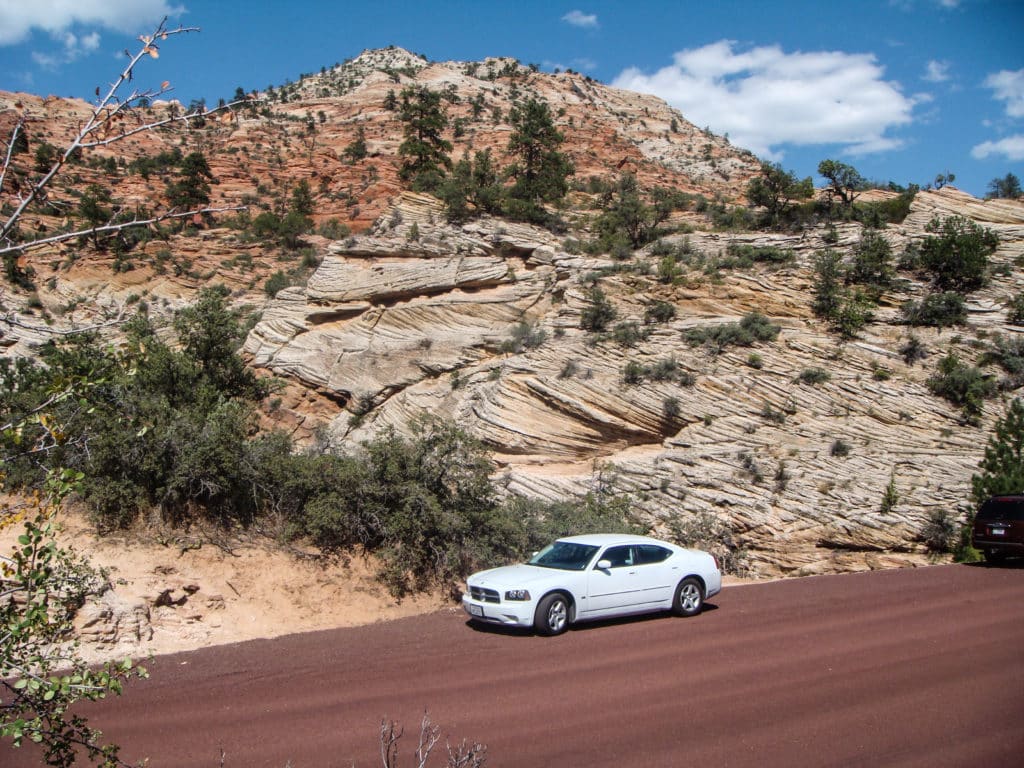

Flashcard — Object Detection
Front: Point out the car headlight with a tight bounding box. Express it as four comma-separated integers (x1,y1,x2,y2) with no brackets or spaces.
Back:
504,589,531,601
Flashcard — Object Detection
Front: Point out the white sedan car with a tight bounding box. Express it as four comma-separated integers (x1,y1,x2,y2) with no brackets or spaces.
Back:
462,533,721,635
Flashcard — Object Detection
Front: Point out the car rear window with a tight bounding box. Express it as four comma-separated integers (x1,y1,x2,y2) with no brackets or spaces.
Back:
977,497,1024,521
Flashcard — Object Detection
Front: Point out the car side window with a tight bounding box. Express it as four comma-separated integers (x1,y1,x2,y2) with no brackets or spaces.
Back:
601,545,633,568
636,545,672,565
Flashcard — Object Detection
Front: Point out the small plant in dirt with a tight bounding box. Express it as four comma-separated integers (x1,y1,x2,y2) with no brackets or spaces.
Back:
797,367,831,385
579,287,617,332
684,312,780,353
920,509,958,553
900,334,929,366
501,322,546,353
831,438,852,457
927,352,996,422
644,301,676,324
901,291,966,327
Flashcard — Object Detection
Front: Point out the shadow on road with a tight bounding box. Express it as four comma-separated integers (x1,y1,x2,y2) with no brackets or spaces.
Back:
464,602,719,637
964,558,1024,570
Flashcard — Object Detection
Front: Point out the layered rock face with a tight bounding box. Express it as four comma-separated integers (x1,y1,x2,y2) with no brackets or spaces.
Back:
4,48,1024,579
248,188,1024,577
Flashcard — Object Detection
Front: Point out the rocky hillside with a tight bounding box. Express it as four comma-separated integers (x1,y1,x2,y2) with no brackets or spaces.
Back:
4,48,1024,579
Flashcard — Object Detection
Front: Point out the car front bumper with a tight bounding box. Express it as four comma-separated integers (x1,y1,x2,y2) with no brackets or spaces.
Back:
461,594,535,627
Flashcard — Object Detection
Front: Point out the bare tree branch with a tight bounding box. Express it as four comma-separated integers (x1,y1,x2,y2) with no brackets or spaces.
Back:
0,16,257,251
0,117,23,200
0,205,245,258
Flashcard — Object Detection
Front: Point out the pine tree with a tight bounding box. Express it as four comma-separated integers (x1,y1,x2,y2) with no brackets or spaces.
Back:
397,87,452,192
972,398,1024,502
506,97,573,217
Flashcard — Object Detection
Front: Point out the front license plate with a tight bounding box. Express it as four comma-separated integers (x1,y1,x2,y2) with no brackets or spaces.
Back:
991,527,1006,536
468,604,483,617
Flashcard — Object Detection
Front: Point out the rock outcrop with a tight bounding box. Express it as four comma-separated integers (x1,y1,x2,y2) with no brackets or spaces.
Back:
248,188,1024,577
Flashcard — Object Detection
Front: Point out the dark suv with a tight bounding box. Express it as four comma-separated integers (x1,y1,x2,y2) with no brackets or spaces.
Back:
973,496,1024,562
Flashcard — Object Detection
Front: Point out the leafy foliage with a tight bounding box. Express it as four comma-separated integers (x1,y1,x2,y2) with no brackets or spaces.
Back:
685,312,781,352
986,172,1021,200
397,87,452,192
592,173,673,249
901,291,966,327
745,161,813,229
818,159,864,207
848,229,893,288
579,287,617,332
972,398,1024,502
919,215,999,293
504,97,573,221
1,476,147,767
926,353,996,422
164,151,213,210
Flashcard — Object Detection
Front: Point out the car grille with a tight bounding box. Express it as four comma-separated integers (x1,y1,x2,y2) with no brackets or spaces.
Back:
470,586,500,603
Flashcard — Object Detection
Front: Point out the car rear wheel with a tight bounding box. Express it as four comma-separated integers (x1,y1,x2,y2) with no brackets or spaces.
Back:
534,593,570,636
983,549,1006,564
672,577,704,617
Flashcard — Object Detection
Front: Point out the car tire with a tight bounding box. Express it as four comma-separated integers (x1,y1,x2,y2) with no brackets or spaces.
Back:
534,593,570,636
983,549,1006,564
672,577,704,617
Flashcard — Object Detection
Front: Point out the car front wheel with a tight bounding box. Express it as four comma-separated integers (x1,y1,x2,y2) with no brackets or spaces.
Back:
672,577,704,617
534,593,570,636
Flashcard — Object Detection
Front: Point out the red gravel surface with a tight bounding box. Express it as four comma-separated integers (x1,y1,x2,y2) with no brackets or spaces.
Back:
9,563,1024,767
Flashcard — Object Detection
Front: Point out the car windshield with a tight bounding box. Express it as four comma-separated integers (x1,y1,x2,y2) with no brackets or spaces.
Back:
978,498,1024,521
528,541,600,571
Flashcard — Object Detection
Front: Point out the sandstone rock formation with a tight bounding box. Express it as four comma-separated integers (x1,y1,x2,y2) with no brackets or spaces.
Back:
248,188,1024,577
4,48,1024,582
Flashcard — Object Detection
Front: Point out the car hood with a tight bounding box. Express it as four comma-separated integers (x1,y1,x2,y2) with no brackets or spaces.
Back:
468,563,564,589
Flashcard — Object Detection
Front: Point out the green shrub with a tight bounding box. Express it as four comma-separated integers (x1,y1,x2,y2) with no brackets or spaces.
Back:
900,335,929,365
724,242,795,267
831,438,851,457
920,509,957,553
685,312,780,352
927,352,996,421
264,270,290,297
971,398,1024,503
662,396,681,421
501,322,546,353
644,301,676,324
579,287,617,331
901,291,966,327
1005,293,1024,326
919,215,999,293
611,321,649,347
848,229,894,288
797,367,831,385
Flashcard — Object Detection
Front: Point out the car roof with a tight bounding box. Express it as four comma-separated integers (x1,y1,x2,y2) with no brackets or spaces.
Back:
555,533,673,547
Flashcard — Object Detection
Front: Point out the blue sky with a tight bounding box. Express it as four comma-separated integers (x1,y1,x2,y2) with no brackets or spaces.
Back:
1,0,1021,197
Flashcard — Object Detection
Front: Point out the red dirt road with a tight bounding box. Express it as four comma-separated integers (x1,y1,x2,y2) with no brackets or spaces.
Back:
11,563,1024,767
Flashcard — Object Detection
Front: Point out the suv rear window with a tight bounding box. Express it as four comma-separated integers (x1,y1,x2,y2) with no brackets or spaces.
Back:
977,497,1024,521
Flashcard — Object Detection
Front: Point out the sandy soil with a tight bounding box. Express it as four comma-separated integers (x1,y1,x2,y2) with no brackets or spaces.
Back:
2,506,446,664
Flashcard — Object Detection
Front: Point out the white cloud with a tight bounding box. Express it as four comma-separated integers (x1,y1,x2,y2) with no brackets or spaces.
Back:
983,69,1024,118
30,27,103,69
562,10,598,29
612,40,914,158
0,1,185,46
971,134,1024,161
922,60,950,83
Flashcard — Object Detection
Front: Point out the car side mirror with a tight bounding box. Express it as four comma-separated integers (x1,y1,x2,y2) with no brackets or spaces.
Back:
596,559,612,570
